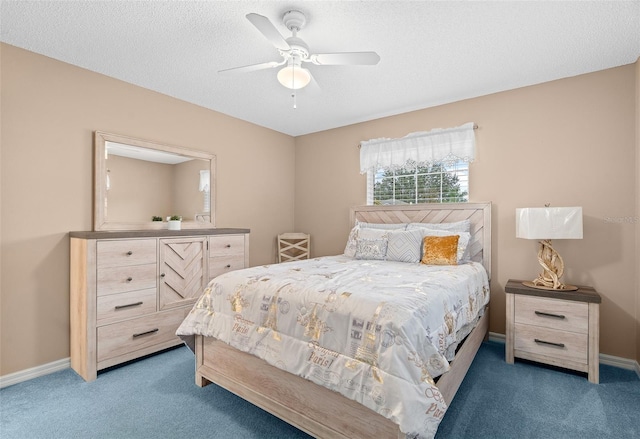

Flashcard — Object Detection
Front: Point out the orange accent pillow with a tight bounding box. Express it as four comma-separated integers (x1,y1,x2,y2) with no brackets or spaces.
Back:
421,235,459,265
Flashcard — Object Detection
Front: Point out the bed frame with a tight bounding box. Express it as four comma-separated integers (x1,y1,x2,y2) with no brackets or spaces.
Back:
193,202,492,438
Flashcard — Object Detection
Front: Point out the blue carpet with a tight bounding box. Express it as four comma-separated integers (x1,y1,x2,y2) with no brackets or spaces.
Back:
1,341,638,438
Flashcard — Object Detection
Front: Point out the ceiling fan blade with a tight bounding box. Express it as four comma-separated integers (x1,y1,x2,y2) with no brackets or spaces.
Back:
246,13,290,51
302,72,321,96
218,60,283,74
309,52,381,66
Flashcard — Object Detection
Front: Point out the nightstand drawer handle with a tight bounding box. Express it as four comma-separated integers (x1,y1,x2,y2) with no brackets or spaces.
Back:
132,328,159,338
115,301,143,310
535,311,565,319
534,338,565,348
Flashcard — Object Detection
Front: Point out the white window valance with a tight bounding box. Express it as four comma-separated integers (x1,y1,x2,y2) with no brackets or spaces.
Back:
359,122,476,174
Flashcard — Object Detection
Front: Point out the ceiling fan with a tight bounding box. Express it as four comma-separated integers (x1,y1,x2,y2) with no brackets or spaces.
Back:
219,10,381,90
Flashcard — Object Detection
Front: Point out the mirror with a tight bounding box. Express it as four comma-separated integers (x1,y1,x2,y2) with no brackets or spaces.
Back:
94,131,215,231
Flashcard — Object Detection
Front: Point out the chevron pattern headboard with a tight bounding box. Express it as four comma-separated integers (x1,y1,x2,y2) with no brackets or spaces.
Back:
350,202,492,279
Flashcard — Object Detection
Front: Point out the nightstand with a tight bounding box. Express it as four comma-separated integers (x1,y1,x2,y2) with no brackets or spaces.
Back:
505,279,601,383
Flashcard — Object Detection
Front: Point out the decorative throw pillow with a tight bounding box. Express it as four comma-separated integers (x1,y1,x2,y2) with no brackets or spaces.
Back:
421,235,459,265
386,228,425,263
407,219,471,234
411,228,471,263
355,238,388,260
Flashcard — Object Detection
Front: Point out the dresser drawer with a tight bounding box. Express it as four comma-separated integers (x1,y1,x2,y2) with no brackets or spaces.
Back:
96,309,187,363
97,288,157,325
209,235,245,257
97,263,157,296
97,239,156,268
514,322,588,364
515,295,588,333
209,254,245,279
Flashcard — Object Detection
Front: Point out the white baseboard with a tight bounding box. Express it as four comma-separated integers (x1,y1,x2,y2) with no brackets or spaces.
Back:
2,335,639,387
489,331,640,379
0,357,70,389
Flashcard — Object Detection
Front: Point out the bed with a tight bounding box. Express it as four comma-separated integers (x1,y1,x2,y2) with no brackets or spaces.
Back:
177,202,491,439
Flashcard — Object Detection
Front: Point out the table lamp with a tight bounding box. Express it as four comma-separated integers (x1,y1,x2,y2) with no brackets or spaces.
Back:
516,206,583,291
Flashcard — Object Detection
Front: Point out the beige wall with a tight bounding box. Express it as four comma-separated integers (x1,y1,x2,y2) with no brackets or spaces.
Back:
172,158,210,222
295,64,638,361
1,43,638,377
107,155,174,222
0,44,296,375
636,58,640,364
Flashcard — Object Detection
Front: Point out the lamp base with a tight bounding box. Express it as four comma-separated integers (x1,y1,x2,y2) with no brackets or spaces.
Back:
522,281,579,291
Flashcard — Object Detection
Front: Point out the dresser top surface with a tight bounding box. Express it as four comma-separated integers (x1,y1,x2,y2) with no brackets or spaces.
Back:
70,228,249,240
505,279,601,303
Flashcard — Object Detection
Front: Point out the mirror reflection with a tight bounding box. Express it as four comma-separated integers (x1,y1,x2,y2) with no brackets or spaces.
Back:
94,132,215,231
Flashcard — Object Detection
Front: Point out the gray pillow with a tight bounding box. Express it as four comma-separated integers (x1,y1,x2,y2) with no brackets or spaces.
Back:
386,229,425,263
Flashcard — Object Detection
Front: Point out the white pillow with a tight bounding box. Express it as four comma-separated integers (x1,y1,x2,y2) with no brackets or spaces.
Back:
407,219,471,234
356,220,407,230
343,225,360,257
344,226,393,258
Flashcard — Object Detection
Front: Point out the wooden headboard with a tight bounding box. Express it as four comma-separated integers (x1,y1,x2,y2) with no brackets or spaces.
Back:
351,202,492,279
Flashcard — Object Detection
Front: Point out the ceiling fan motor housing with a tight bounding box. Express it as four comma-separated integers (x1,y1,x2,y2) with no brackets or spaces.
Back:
282,10,306,32
283,36,309,60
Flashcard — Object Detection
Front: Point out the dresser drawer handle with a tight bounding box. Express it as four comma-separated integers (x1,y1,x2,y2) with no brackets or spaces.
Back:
225,264,231,268
115,301,143,310
132,328,159,338
535,311,565,319
225,244,231,248
534,338,565,348
126,251,133,256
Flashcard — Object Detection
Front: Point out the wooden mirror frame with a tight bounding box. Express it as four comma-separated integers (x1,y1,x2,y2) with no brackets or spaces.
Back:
94,131,216,231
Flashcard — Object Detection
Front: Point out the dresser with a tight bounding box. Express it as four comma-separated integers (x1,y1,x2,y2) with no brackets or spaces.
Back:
505,279,601,383
70,228,249,381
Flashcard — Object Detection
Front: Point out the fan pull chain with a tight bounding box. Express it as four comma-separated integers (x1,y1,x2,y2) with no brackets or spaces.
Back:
291,60,297,108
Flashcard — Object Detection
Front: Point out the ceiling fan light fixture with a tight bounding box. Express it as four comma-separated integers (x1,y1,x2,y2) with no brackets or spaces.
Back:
277,62,311,89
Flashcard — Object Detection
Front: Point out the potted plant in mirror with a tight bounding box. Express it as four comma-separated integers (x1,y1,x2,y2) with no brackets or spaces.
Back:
152,216,163,222
167,215,182,231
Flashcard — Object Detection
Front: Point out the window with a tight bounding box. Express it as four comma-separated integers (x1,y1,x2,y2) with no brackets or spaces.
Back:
367,160,469,205
360,122,476,206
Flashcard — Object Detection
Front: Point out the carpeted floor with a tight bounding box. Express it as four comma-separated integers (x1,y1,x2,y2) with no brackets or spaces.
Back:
1,340,638,438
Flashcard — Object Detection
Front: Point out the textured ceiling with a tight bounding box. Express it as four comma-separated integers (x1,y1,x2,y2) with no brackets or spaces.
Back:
2,1,639,136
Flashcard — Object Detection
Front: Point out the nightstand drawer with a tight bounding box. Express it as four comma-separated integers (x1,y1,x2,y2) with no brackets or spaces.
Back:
515,295,588,333
514,323,588,364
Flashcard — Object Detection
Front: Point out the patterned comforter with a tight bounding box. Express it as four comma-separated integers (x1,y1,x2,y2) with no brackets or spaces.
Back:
177,255,490,438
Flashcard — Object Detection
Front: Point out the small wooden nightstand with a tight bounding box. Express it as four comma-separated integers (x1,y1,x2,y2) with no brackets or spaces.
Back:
505,279,601,383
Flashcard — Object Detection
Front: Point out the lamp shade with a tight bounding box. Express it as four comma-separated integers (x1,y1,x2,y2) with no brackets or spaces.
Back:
516,207,583,239
277,63,311,90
